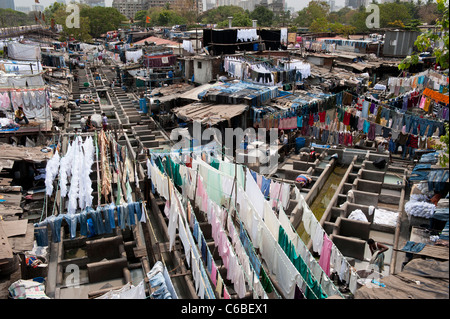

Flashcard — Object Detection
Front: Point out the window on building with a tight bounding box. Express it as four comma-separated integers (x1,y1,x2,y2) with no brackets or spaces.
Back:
197,61,202,69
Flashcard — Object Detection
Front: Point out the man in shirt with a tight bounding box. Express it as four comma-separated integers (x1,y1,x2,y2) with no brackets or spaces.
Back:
167,70,173,85
367,238,388,273
14,106,29,125
84,115,95,132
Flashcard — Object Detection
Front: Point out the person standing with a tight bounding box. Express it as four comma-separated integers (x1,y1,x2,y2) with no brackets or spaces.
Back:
167,69,173,85
367,238,389,273
102,113,108,131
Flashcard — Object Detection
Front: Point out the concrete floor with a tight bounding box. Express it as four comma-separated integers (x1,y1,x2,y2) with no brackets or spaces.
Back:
58,278,126,299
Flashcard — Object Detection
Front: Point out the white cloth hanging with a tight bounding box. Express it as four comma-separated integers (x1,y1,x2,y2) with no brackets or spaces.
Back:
182,40,194,53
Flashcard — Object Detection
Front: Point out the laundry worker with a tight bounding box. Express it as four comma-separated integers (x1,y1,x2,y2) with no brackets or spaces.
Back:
15,106,29,125
102,113,108,131
167,70,173,85
83,115,95,132
377,139,388,153
367,238,388,273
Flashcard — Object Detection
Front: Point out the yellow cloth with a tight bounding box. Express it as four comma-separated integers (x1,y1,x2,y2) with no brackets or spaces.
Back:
15,109,24,119
423,98,431,112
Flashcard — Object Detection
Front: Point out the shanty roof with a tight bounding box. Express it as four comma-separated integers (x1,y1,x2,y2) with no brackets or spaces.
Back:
0,143,53,162
172,102,248,126
134,36,179,47
354,258,449,299
178,83,219,101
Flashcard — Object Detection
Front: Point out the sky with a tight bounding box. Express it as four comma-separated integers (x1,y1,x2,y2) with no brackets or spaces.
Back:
12,0,348,13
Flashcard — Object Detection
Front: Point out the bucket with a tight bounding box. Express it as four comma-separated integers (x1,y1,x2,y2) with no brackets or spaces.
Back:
139,98,147,114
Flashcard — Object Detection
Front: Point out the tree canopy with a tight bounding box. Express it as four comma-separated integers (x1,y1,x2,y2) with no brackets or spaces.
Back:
249,5,273,27
200,5,251,27
81,6,127,38
0,8,34,27
399,0,448,70
44,3,126,42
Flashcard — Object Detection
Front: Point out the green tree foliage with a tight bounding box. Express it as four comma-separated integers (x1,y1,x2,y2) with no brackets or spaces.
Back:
433,122,449,167
81,6,127,38
0,9,34,27
294,1,330,27
200,5,250,27
249,5,273,27
147,7,187,27
399,0,449,70
44,3,126,41
134,10,148,27
293,0,436,33
43,1,65,21
310,17,356,37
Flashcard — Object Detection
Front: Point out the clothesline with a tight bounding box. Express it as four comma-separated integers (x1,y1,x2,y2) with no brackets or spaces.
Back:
189,152,358,296
148,157,230,299
154,158,260,298
158,152,339,298
146,142,360,297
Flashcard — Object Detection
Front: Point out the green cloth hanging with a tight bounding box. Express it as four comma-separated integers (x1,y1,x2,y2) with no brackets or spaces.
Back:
260,268,273,294
210,158,220,170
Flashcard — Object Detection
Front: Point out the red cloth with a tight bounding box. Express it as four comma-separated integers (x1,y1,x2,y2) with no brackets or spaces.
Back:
308,113,314,126
343,112,351,125
319,111,326,123
408,134,418,149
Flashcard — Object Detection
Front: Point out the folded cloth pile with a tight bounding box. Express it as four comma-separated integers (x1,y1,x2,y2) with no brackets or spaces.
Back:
405,200,435,218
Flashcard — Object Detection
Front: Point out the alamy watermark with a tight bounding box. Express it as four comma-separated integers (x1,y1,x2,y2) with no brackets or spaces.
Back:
66,4,80,29
65,264,80,288
366,4,380,29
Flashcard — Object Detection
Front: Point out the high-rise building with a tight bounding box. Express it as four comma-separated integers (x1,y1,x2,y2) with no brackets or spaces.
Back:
260,0,285,15
345,0,367,9
238,0,259,12
31,4,45,12
328,0,336,12
205,0,216,11
0,0,15,10
15,6,31,14
112,0,150,19
81,0,106,7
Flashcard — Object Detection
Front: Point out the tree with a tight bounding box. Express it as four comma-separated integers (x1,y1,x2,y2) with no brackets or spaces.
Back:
49,4,92,42
175,0,198,25
200,5,251,27
147,7,187,26
135,10,148,26
309,17,331,32
293,1,330,27
217,11,251,28
434,123,449,167
399,0,449,70
379,2,414,28
43,1,65,21
81,6,127,38
249,5,273,27
417,1,440,25
0,9,34,27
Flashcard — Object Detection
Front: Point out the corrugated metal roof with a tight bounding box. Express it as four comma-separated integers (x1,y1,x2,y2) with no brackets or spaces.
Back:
134,36,179,47
172,102,248,125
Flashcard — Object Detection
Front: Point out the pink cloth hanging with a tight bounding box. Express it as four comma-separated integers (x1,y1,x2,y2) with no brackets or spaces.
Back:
223,287,230,299
211,262,217,286
319,234,333,276
419,95,426,109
